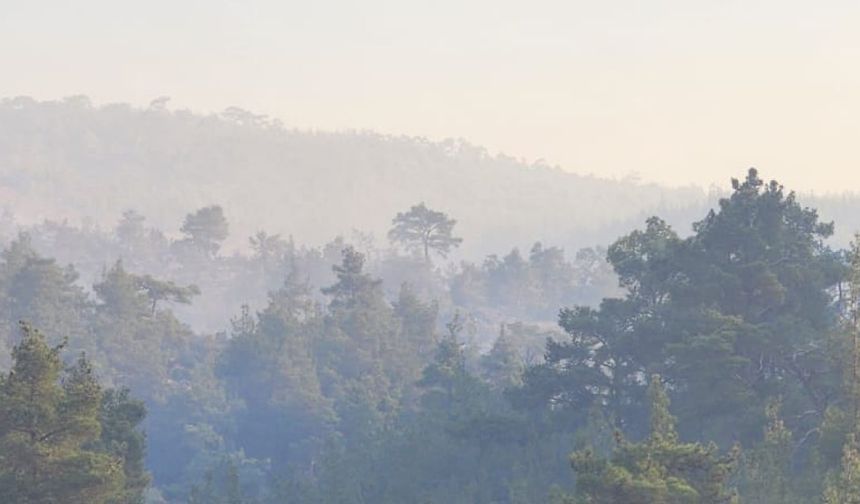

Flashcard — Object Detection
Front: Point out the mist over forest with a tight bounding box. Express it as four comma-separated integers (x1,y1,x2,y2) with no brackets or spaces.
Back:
0,96,717,255
4,95,860,504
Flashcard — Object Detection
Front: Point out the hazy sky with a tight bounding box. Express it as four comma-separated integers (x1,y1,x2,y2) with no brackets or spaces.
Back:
2,0,859,193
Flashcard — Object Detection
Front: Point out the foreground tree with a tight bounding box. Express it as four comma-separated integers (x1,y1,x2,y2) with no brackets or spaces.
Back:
0,323,124,503
520,169,844,446
388,202,462,262
570,375,739,504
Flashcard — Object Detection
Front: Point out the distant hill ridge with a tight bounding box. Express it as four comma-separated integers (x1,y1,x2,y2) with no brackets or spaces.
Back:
0,96,857,256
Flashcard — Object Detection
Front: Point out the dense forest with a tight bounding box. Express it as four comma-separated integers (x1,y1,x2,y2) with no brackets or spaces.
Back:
2,161,860,503
5,99,860,503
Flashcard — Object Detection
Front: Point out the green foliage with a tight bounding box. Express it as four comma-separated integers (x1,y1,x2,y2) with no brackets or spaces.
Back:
92,260,195,401
740,401,795,504
0,234,92,360
570,375,739,504
823,433,860,503
820,234,860,503
480,325,526,390
522,169,844,446
217,275,332,468
95,388,150,504
0,323,124,503
1,167,858,503
319,246,397,388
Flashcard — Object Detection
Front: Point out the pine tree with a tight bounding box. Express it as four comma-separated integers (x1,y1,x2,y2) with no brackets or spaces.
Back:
97,388,150,504
480,324,525,390
0,323,124,503
179,205,229,257
570,375,739,504
847,234,860,426
92,260,194,401
822,234,860,503
743,401,794,503
823,433,860,504
388,202,462,262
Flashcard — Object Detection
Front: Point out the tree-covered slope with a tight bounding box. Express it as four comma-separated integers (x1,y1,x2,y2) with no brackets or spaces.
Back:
0,96,709,257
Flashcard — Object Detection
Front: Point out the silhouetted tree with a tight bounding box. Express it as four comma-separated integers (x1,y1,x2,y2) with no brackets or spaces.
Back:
388,203,462,262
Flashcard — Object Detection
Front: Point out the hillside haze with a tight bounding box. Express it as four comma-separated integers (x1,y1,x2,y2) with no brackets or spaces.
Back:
6,1,860,501
4,98,860,504
0,97,713,257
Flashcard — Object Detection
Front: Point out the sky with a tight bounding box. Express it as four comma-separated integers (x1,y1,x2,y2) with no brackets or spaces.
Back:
2,0,859,193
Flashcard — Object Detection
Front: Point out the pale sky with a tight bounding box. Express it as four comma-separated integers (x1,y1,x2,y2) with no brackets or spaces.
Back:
2,0,859,193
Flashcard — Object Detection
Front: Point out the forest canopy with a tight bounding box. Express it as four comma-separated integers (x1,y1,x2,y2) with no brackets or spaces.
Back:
1,165,860,503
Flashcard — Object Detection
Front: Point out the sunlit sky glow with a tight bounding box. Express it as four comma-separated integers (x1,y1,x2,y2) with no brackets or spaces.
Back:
3,0,859,193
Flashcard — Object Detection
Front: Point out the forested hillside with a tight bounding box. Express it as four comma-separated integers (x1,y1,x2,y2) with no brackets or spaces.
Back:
3,164,860,503
0,96,712,258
